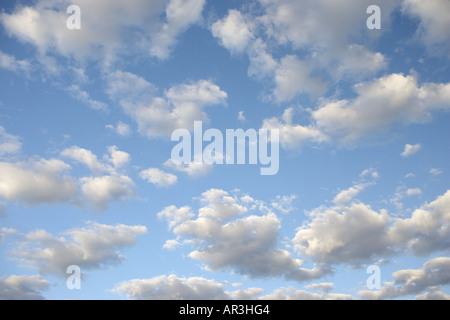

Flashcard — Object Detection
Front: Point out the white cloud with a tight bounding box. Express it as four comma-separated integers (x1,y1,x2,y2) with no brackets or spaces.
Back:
11,222,147,277
0,275,49,300
0,0,199,64
80,175,135,211
312,73,450,144
211,9,254,54
401,143,422,157
295,187,450,265
359,257,450,299
0,158,78,206
0,228,18,245
106,71,228,138
164,159,212,177
0,126,22,158
106,122,132,137
159,189,329,281
150,0,206,59
406,188,422,196
273,55,326,102
237,111,246,122
262,108,328,150
293,202,392,264
113,274,262,300
61,146,108,174
429,168,443,176
140,168,177,187
401,0,450,52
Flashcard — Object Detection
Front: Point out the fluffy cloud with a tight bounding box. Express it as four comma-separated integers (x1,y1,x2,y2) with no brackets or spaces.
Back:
0,0,203,63
0,275,49,300
11,222,147,277
80,175,135,211
61,145,135,210
293,203,392,264
0,126,22,158
211,9,254,54
106,122,132,137
140,168,178,187
159,189,329,281
0,158,78,206
164,159,212,177
113,274,263,300
211,1,394,102
388,190,450,255
359,257,450,300
401,143,422,157
262,108,328,150
311,73,450,144
294,185,450,265
273,55,326,102
150,0,206,59
106,71,227,138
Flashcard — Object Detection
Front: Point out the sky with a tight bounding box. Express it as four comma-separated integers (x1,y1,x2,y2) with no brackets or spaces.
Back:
0,0,449,300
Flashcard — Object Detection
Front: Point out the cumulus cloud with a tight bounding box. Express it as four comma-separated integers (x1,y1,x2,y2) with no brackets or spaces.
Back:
159,189,329,281
294,203,392,264
106,122,132,137
359,257,450,300
113,274,263,300
150,0,206,59
0,158,78,206
311,73,450,144
79,175,135,211
140,168,177,187
164,159,212,177
211,1,395,102
0,275,49,300
262,108,328,150
11,222,147,277
294,186,450,265
401,143,422,157
0,0,202,64
106,71,227,138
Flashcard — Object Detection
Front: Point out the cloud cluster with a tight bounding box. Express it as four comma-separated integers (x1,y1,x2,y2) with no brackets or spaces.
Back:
294,188,450,265
0,275,49,300
11,222,147,277
0,143,136,212
158,189,330,281
0,0,205,63
359,257,450,300
106,70,227,138
264,73,450,148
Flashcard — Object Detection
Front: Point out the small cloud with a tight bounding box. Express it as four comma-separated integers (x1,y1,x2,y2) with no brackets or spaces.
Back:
429,168,443,176
238,111,246,122
406,188,422,196
140,168,177,188
106,122,132,137
405,173,415,179
401,143,422,157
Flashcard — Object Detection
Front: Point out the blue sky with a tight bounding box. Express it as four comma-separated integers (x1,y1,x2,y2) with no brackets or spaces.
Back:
0,0,449,300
